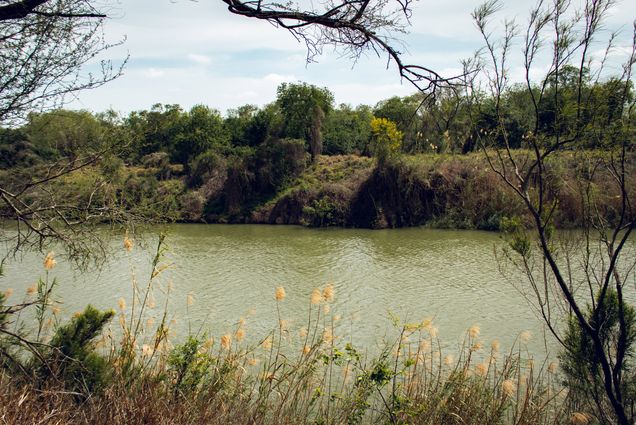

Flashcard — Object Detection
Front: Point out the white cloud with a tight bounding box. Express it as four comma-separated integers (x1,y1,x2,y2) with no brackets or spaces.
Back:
263,73,297,84
330,82,413,107
142,68,166,78
102,0,303,60
72,70,296,114
68,0,636,114
188,54,211,65
235,91,259,100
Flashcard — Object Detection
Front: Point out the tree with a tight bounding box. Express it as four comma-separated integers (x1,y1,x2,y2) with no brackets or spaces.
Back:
308,104,324,161
373,96,420,150
0,0,125,125
242,103,283,147
172,105,229,168
323,104,373,155
0,126,37,167
24,109,106,161
473,1,635,423
225,104,259,147
0,0,126,265
276,82,333,158
125,104,185,163
369,117,402,164
415,87,474,153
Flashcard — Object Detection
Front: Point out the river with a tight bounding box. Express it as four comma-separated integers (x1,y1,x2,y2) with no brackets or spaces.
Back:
2,224,561,358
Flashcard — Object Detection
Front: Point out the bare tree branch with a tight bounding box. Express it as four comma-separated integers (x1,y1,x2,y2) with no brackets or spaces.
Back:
221,0,469,96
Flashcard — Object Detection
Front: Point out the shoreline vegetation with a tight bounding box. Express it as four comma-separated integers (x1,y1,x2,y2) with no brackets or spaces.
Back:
2,79,633,237
0,242,575,425
2,147,633,232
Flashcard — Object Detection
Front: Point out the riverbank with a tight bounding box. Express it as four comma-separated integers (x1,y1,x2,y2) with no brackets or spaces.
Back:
233,151,633,229
248,153,519,229
2,151,632,230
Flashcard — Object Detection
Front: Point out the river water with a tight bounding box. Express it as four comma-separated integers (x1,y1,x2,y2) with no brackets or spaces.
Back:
2,224,561,358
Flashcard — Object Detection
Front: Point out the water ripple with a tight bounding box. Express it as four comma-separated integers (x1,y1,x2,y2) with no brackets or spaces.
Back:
0,224,593,356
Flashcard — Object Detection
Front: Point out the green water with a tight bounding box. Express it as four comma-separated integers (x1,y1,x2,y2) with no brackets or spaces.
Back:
1,224,556,356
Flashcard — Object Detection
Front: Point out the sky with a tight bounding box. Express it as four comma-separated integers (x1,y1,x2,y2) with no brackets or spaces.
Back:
68,0,636,116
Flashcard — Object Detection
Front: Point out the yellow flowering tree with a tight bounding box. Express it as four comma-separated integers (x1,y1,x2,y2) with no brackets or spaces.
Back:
369,117,403,164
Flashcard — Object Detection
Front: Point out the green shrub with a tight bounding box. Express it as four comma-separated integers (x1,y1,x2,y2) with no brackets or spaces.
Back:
36,305,114,396
560,289,636,415
179,191,206,221
303,198,336,227
99,154,125,184
167,336,214,396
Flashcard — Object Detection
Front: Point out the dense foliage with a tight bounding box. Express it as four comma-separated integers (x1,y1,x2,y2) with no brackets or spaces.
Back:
0,79,633,229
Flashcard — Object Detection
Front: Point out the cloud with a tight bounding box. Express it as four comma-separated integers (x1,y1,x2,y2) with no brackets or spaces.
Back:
263,73,297,84
188,54,211,65
103,0,303,60
72,70,293,114
68,0,636,115
142,68,165,78
330,82,414,107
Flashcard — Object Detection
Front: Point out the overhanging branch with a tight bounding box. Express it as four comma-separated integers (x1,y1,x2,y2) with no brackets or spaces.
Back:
221,0,470,95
